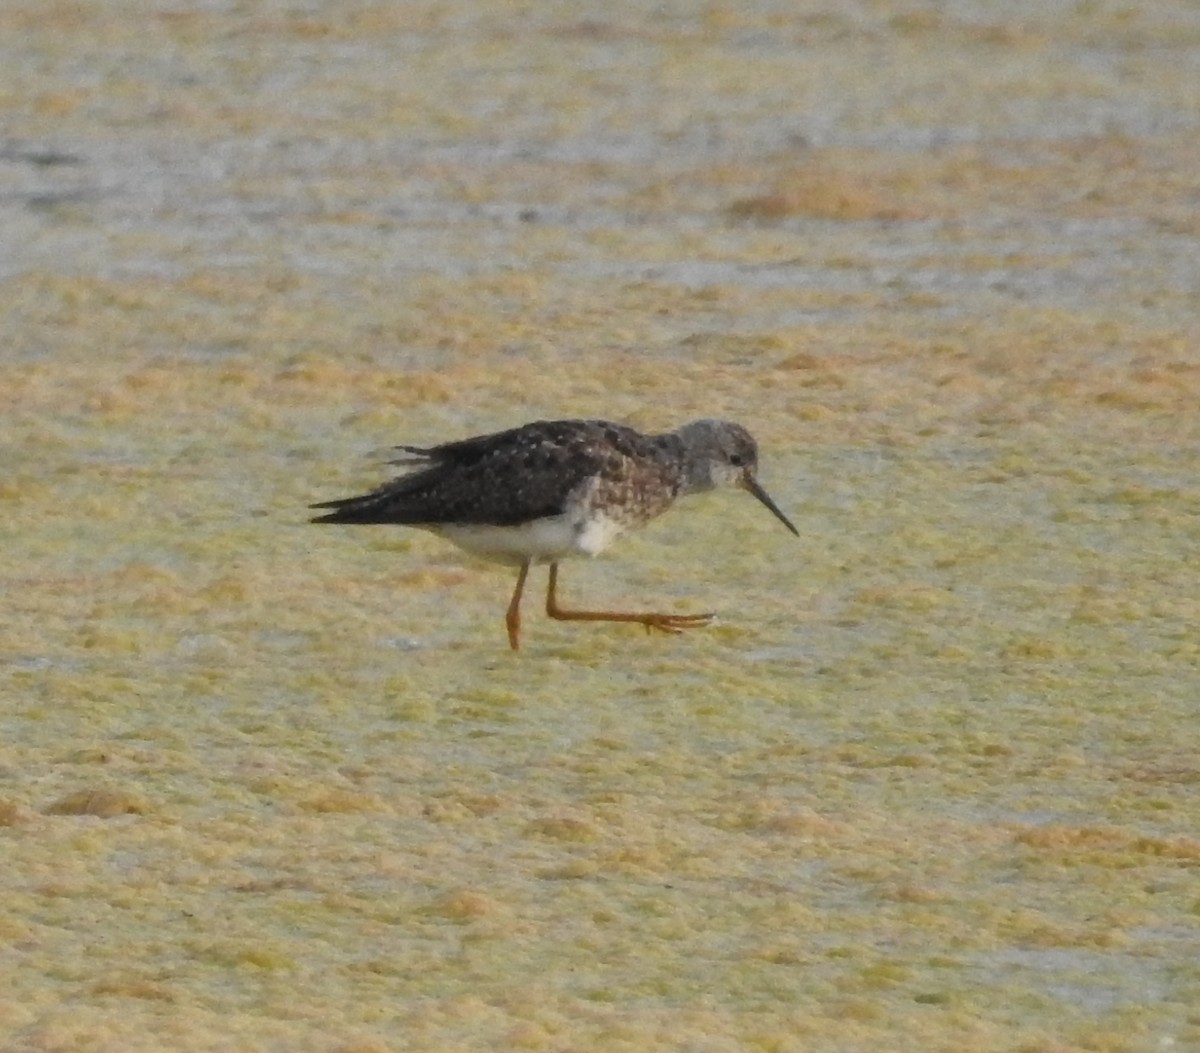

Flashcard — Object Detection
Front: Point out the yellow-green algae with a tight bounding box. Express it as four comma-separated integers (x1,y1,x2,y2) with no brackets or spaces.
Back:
3,1,1200,1051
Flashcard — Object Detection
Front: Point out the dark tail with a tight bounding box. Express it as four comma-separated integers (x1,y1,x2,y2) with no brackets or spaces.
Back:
309,493,396,524
311,459,431,524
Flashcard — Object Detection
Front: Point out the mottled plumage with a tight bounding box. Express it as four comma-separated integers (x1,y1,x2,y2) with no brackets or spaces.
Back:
311,418,797,649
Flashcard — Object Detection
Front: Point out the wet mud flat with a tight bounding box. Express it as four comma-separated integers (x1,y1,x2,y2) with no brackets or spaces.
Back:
2,2,1200,1051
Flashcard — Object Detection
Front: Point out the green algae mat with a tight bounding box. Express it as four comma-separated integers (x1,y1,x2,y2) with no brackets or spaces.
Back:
3,3,1200,1051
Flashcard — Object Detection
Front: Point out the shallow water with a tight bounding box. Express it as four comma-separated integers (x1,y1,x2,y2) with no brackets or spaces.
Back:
2,2,1200,1051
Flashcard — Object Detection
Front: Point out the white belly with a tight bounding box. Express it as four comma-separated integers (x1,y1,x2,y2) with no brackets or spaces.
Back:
431,510,626,566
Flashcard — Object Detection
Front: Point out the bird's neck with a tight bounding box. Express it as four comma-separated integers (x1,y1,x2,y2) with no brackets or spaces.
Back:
659,430,715,496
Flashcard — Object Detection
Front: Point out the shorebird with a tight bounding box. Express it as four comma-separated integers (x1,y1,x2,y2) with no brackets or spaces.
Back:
311,418,798,649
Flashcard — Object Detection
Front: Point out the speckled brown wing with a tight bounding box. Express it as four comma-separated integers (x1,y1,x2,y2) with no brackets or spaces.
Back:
310,420,659,527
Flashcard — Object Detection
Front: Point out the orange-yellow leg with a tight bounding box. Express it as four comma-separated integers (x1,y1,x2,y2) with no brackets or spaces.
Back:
505,560,531,651
544,562,714,637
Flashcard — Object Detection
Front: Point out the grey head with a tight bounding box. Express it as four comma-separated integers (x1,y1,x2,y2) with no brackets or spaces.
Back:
674,419,799,536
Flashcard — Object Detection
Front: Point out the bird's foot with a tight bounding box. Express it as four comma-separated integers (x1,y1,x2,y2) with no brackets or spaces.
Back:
638,611,716,635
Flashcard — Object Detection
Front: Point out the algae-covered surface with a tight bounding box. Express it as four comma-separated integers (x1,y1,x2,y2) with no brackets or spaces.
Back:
3,2,1200,1050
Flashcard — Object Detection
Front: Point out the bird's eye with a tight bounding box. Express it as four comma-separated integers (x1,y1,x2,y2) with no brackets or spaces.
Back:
729,454,745,467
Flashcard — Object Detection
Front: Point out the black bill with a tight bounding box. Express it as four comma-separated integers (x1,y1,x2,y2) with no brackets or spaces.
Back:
743,475,799,536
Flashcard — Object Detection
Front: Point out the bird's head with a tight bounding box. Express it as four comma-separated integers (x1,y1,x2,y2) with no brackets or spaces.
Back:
676,420,799,536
